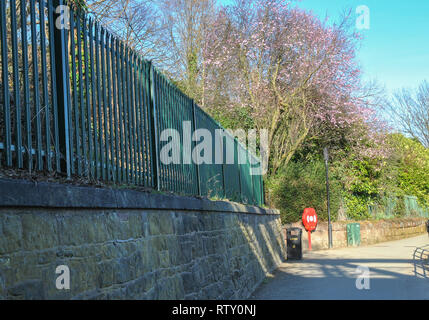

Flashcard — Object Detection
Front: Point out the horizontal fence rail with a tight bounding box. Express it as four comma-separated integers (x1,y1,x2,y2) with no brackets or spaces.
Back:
0,0,264,206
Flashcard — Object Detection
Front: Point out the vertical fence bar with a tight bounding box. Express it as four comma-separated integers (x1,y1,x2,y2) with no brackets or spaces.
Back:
156,73,164,190
117,40,125,183
53,0,71,177
0,0,11,166
168,81,175,192
105,31,114,182
127,48,133,184
94,22,102,179
133,55,140,185
163,77,170,191
172,83,178,192
177,93,183,193
177,92,184,193
70,12,81,175
39,0,51,171
180,94,186,192
236,138,242,202
122,45,128,182
120,43,126,182
65,10,74,176
21,0,32,171
133,54,142,185
237,142,243,203
182,95,187,193
10,0,23,168
82,16,92,176
128,52,135,183
149,63,160,191
92,21,102,179
143,60,150,186
145,61,154,187
48,0,61,172
111,36,120,183
221,132,227,200
137,58,143,185
137,58,146,185
76,10,87,176
192,101,201,196
100,26,109,181
169,79,176,192
169,80,175,192
164,78,170,191
126,48,134,184
91,20,99,178
122,44,129,183
127,51,136,184
177,90,184,193
30,0,43,170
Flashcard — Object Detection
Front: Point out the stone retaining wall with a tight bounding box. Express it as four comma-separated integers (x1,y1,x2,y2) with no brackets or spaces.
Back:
0,179,286,300
284,218,427,251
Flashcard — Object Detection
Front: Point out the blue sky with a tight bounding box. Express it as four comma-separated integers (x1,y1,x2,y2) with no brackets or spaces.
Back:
220,0,429,94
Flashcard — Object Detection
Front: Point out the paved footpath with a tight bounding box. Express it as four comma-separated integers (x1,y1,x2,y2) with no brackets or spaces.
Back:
251,235,429,300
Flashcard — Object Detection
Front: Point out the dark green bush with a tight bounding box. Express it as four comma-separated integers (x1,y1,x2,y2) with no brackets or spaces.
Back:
267,160,342,224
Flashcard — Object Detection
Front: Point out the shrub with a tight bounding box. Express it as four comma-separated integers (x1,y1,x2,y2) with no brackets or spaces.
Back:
388,134,429,208
267,160,342,224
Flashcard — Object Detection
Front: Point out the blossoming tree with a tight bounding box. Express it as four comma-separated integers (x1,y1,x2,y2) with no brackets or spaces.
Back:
204,0,380,174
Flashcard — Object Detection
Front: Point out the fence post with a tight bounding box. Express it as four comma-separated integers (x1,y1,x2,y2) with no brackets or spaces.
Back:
191,100,201,196
0,0,11,167
236,139,242,203
149,62,160,191
53,0,71,178
220,129,226,200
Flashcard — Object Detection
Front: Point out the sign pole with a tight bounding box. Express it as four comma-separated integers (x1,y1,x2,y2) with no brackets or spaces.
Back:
308,231,312,251
324,147,333,249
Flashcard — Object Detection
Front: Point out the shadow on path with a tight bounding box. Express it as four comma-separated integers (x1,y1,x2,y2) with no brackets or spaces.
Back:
413,245,429,279
251,236,429,300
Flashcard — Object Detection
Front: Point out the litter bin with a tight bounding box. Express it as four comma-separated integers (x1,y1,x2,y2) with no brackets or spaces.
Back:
287,228,302,260
426,220,429,234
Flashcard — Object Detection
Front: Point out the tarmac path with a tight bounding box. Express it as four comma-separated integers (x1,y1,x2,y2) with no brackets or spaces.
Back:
251,235,429,300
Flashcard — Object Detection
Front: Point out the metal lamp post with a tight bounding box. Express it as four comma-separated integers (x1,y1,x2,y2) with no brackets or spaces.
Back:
324,147,333,249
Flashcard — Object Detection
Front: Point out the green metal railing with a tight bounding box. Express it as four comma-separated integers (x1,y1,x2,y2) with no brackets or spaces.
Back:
368,195,429,219
0,0,264,206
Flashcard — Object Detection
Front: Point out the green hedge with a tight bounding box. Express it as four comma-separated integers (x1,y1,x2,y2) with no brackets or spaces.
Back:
267,160,342,224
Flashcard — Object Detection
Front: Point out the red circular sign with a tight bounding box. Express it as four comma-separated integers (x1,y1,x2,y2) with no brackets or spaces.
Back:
302,208,318,232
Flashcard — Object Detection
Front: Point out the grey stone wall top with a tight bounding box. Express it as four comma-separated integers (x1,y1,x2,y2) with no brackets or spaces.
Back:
0,178,279,215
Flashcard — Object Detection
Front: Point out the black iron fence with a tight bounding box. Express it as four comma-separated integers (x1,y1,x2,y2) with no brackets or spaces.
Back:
0,0,264,206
